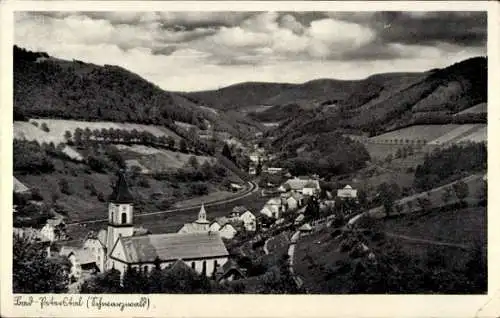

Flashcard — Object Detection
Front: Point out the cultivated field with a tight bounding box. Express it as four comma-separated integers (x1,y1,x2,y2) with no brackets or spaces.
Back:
427,124,486,145
369,124,460,144
456,102,487,115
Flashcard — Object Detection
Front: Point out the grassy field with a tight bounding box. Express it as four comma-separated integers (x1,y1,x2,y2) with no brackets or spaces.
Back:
380,206,486,246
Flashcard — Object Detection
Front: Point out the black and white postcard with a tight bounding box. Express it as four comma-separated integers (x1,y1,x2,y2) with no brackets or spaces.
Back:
1,1,499,317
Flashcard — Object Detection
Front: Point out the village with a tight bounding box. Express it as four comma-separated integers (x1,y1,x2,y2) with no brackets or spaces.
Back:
13,142,362,292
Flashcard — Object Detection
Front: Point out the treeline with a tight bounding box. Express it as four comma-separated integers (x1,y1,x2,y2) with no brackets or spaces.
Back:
414,142,487,191
81,262,224,294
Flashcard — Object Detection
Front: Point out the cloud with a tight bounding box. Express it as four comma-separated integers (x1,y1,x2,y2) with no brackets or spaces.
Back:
14,11,487,91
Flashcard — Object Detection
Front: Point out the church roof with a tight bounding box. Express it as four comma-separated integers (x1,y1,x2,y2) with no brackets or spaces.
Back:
109,170,134,204
114,232,229,263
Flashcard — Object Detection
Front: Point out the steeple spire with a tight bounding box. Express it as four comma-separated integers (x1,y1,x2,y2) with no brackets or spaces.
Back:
196,203,209,224
109,169,134,204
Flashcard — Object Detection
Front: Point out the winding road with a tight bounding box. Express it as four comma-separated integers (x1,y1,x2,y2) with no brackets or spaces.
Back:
66,181,259,226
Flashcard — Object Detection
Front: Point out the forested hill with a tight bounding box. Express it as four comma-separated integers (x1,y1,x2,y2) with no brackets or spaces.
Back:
13,46,256,139
268,56,487,148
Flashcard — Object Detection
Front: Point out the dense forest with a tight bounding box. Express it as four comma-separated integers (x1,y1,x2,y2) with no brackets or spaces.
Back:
13,46,257,140
274,132,371,178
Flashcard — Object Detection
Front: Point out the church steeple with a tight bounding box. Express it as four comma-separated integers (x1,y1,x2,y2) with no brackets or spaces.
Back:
195,203,209,224
106,170,135,264
109,170,134,204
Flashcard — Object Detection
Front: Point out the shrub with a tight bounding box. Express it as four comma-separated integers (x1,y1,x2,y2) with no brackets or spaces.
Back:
58,178,72,195
40,122,50,132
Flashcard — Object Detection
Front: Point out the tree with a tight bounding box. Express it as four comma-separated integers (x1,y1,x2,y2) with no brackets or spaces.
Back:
188,156,200,169
58,178,72,195
222,143,233,161
453,181,469,204
441,187,454,206
377,182,400,217
73,128,83,146
40,122,50,132
357,189,368,209
179,139,188,153
305,196,320,221
64,130,72,144
416,197,432,212
13,234,69,293
166,136,176,149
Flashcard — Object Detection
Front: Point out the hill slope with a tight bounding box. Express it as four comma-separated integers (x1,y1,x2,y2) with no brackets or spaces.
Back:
269,57,487,150
13,45,257,139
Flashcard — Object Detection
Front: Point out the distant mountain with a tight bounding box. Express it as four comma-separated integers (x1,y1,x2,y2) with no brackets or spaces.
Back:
178,82,297,111
267,57,487,151
13,45,257,140
185,57,486,141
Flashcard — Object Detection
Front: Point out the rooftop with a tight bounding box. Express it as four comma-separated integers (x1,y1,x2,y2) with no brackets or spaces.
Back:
109,170,134,204
117,232,229,263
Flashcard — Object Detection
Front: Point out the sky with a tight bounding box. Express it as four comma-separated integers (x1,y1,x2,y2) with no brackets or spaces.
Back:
15,11,487,92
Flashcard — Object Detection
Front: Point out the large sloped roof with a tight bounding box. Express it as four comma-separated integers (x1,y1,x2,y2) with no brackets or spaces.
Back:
109,170,134,204
116,232,229,263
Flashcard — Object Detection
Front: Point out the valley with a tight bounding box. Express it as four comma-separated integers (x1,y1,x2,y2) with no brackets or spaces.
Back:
12,45,487,295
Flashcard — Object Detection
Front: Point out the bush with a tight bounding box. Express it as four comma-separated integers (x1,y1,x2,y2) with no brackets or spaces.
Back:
40,122,50,132
59,178,72,195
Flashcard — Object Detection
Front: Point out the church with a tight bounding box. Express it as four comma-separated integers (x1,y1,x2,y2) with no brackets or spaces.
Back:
59,171,229,279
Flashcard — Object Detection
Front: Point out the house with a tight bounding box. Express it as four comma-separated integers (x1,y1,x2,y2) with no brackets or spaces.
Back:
178,204,211,234
230,206,248,218
337,185,358,198
260,197,285,219
248,166,257,175
278,177,321,195
209,221,222,232
60,247,100,280
216,259,246,283
282,192,305,211
218,223,237,240
298,223,313,235
108,231,229,278
294,214,305,225
13,176,31,194
320,200,336,212
266,167,283,174
303,181,321,196
230,183,244,192
40,217,66,242
239,210,257,232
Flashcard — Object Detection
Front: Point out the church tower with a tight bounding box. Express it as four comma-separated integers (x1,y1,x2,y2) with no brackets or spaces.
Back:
195,203,210,225
106,170,135,258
